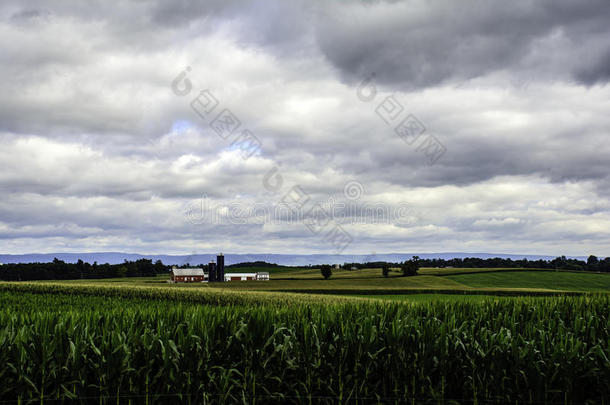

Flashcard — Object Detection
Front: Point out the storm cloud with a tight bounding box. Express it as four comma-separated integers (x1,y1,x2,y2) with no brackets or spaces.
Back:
316,0,610,88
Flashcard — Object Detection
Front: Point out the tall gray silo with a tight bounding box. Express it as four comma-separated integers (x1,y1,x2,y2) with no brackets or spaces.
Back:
208,261,217,282
217,253,225,282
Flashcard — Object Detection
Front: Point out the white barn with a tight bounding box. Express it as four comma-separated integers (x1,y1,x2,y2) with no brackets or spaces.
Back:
224,272,270,281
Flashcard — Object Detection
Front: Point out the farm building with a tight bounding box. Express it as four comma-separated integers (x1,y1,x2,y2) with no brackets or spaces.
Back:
169,254,270,283
170,269,269,283
223,272,269,282
169,268,206,283
170,255,270,283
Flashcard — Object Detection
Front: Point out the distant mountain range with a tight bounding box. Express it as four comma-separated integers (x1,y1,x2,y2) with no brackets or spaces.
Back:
0,252,588,266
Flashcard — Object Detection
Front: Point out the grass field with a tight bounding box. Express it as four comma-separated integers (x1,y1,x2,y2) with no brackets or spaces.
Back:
40,267,610,296
446,270,610,292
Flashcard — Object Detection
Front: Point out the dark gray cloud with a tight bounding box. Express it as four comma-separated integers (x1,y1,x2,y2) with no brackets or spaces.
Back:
575,49,610,85
316,0,610,89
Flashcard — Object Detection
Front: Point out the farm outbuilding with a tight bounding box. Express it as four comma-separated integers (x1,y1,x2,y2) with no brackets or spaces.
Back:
170,268,206,283
169,254,270,283
223,272,270,281
169,267,270,283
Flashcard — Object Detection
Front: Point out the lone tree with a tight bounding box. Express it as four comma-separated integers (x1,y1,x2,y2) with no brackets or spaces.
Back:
401,258,419,277
320,264,333,280
382,264,390,278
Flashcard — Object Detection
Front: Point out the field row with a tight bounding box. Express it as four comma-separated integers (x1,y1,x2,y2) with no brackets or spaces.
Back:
0,282,362,307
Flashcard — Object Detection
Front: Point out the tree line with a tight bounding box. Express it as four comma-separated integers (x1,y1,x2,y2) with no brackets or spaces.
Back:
340,255,610,273
173,261,279,270
1,254,608,281
321,259,420,279
0,258,168,281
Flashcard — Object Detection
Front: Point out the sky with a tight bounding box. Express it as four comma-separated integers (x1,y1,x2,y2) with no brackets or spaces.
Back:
1,0,609,256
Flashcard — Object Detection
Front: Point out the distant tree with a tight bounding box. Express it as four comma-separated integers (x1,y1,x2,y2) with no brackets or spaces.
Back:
401,259,419,277
153,260,166,274
600,257,610,273
228,261,279,268
382,264,390,278
587,255,598,266
320,264,332,280
76,259,89,279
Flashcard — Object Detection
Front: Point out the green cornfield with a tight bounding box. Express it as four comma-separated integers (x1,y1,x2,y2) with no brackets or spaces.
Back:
0,284,608,404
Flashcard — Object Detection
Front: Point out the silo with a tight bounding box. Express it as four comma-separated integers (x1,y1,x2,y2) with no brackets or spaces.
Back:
217,253,225,282
208,261,217,282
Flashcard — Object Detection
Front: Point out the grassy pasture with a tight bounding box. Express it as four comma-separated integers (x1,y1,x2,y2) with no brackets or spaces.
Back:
446,269,610,292
218,267,610,294
30,267,610,298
